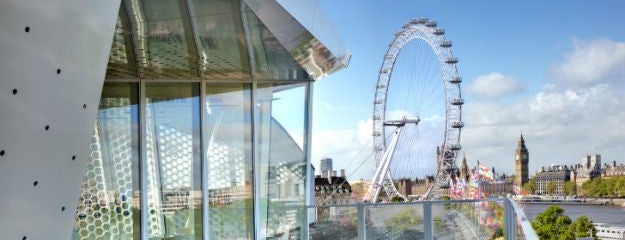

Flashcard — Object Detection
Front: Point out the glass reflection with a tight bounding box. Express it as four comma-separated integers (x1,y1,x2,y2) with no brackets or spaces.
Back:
205,83,253,239
145,83,202,239
256,83,308,239
140,0,198,79
193,0,250,80
243,4,311,81
73,83,140,240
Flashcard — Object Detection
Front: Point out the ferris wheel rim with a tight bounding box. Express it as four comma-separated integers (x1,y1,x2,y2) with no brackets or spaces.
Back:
371,17,463,199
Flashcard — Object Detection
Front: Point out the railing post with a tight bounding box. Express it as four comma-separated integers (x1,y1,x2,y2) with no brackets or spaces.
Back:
424,202,433,240
504,199,517,240
357,204,366,240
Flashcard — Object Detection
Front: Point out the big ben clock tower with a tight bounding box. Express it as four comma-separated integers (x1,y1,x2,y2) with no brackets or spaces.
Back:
515,134,529,188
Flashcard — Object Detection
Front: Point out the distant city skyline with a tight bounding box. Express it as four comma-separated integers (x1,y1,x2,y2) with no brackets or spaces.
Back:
311,0,625,180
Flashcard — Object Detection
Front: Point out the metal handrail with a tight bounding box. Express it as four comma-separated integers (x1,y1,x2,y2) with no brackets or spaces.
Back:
304,198,539,240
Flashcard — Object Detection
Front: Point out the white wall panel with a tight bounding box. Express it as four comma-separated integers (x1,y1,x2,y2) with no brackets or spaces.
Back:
0,1,120,239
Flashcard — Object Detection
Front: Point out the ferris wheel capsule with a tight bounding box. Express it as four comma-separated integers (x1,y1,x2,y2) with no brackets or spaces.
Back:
451,98,465,105
451,122,464,128
445,57,459,64
447,76,462,84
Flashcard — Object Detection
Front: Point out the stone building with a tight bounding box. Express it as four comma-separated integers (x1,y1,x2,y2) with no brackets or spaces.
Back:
460,153,469,182
602,161,625,178
515,134,530,188
480,178,515,196
396,176,435,199
573,154,603,186
314,170,352,205
535,165,571,195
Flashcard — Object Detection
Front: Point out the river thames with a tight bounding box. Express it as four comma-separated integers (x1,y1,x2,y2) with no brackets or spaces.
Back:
523,204,625,226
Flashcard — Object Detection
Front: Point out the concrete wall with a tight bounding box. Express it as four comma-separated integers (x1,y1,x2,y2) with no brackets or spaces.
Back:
0,1,120,238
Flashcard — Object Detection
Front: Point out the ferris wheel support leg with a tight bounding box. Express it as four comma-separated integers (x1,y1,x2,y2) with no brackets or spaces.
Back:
364,126,403,202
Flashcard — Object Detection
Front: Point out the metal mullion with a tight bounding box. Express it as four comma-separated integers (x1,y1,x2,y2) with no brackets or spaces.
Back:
240,1,261,239
123,0,147,79
139,80,148,240
240,2,256,82
182,0,204,79
200,81,210,240
302,81,314,240
250,82,262,240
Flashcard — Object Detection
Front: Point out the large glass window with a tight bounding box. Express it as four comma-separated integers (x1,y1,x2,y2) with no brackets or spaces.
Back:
256,83,308,239
145,83,202,239
205,83,254,239
76,1,320,239
73,83,140,240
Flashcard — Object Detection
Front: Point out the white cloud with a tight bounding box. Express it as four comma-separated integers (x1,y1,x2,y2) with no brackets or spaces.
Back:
463,83,625,175
462,39,625,175
551,39,625,85
467,72,524,98
311,119,376,179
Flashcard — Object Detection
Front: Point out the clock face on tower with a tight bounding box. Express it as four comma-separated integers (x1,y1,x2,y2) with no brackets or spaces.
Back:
523,155,528,160
516,155,520,161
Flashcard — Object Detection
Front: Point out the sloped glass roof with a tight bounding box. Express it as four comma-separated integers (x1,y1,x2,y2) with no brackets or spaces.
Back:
105,0,349,81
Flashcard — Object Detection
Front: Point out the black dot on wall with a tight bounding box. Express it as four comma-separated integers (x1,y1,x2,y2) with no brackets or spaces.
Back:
72,155,76,161
33,181,38,186
56,69,61,74
61,206,66,212
12,89,17,95
22,236,27,240
45,125,50,131
25,26,30,32
0,150,5,156
82,104,87,109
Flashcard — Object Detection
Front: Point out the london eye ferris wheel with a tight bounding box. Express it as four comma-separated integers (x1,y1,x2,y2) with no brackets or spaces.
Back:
366,17,464,201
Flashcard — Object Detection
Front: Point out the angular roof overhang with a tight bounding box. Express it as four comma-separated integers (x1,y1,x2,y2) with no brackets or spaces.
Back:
243,0,350,80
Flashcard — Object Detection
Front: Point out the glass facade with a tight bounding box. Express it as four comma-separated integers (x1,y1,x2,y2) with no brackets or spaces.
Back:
73,83,141,239
144,83,202,239
73,0,316,239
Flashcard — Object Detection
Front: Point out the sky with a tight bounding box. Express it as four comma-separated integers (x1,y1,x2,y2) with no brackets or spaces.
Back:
309,0,625,180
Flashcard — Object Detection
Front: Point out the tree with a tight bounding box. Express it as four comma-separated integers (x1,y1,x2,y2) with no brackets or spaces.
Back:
617,177,625,196
580,176,625,197
563,181,577,196
522,177,536,194
531,205,596,240
385,208,423,234
546,181,557,195
390,195,404,202
568,216,597,239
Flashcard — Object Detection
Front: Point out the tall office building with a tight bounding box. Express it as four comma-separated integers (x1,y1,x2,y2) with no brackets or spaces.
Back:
515,134,530,188
320,158,333,174
0,0,349,239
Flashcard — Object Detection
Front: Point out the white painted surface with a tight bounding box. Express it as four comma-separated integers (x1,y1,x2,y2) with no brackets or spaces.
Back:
0,1,120,239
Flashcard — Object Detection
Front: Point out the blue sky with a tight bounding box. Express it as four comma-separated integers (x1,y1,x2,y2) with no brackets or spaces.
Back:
310,1,625,179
